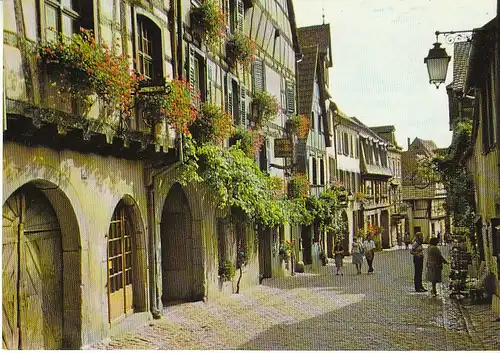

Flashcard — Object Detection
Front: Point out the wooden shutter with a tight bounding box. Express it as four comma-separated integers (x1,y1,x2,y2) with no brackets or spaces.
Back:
226,74,233,116
207,63,213,103
188,47,196,94
224,0,231,31
286,80,295,114
239,85,247,127
237,0,244,32
252,59,264,92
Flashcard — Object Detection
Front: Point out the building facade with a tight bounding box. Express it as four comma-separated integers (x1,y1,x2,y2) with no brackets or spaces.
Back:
371,125,406,248
2,0,301,348
401,138,447,243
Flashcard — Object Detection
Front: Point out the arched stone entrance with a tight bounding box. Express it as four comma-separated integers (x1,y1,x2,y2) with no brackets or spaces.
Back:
106,197,148,323
381,210,390,249
160,183,194,303
2,183,81,349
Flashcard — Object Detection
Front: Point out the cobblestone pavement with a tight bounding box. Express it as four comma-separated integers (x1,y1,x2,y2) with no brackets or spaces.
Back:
91,248,500,350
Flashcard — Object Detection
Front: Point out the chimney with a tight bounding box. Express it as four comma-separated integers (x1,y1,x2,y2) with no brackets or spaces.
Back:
407,137,411,150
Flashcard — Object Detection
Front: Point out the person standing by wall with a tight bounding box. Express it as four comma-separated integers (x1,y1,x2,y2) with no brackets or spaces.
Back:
426,237,448,296
363,235,376,273
351,237,364,275
410,232,427,292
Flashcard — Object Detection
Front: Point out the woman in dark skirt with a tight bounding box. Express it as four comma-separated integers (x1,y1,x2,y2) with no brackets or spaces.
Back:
426,237,448,296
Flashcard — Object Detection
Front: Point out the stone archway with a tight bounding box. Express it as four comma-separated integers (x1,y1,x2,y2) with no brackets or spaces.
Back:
160,183,194,303
2,182,81,349
106,197,148,324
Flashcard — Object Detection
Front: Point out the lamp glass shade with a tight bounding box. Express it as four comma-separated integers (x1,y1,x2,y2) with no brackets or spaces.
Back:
424,42,451,88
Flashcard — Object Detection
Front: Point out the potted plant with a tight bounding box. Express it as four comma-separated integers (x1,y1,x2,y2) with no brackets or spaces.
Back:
189,102,234,144
278,240,295,269
37,28,142,118
354,191,365,201
190,0,226,45
286,114,310,139
250,91,279,127
136,78,198,134
226,31,256,69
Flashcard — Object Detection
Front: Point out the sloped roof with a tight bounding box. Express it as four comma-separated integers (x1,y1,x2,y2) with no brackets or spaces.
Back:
297,24,332,66
297,45,318,115
451,41,472,92
370,125,402,149
410,137,438,156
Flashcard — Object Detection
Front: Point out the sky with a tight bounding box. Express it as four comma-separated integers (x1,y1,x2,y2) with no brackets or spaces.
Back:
293,0,497,149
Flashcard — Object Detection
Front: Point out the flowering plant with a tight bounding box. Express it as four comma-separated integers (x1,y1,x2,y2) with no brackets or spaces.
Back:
250,91,279,127
287,173,310,199
286,114,310,139
354,191,365,201
226,31,256,69
190,0,226,45
189,103,234,144
230,127,263,156
136,78,198,134
279,240,295,262
38,28,143,117
218,260,235,281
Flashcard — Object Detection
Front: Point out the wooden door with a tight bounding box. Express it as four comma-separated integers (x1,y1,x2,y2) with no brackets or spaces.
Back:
2,187,63,349
107,205,134,323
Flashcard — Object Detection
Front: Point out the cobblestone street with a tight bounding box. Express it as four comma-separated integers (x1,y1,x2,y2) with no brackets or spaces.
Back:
91,247,500,350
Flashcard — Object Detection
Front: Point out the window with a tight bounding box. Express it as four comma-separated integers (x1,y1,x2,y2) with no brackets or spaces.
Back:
481,70,496,152
343,132,349,156
350,135,354,157
311,112,316,130
225,74,246,126
285,79,295,115
337,131,343,154
225,0,245,34
354,137,359,158
318,113,322,133
138,16,163,84
44,0,94,41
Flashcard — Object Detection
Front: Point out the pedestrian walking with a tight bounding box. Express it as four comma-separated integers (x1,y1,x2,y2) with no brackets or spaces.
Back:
404,231,411,249
334,241,344,276
426,237,448,296
410,232,427,292
351,237,364,274
363,235,376,273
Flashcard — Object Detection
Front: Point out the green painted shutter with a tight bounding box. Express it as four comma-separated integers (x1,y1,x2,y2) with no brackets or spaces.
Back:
189,48,196,95
207,63,213,103
252,59,264,92
226,74,233,116
286,80,295,114
239,85,247,127
237,0,244,32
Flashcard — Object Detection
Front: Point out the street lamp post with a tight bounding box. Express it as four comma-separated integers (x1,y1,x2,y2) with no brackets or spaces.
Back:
424,30,477,89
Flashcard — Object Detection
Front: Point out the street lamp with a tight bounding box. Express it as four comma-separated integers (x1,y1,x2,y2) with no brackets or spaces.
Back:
424,30,477,89
424,41,451,89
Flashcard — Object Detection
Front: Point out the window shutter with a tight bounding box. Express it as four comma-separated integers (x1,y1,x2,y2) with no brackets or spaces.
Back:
226,74,233,116
189,48,196,94
207,63,213,103
286,80,295,114
252,59,264,92
224,0,231,31
237,0,244,32
239,85,247,127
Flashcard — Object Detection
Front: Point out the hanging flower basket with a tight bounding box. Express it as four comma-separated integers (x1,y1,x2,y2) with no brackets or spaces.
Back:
190,0,226,45
226,31,256,69
287,173,310,199
189,102,234,144
135,78,199,134
230,127,263,156
249,91,279,127
286,114,310,139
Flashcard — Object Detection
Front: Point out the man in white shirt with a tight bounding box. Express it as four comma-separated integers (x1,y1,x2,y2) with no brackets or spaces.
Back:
363,235,376,273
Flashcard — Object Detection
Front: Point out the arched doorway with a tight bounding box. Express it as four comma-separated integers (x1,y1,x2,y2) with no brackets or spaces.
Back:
381,210,390,249
160,183,193,303
107,200,144,323
2,185,63,349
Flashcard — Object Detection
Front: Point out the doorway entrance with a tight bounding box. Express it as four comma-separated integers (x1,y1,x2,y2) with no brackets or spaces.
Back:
2,186,63,349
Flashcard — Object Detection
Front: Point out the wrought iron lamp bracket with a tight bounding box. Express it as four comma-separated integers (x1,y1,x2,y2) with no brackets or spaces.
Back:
434,30,479,44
